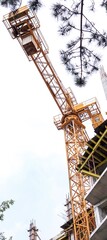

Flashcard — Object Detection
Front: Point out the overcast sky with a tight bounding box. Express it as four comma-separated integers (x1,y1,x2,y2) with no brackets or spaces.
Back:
0,1,107,240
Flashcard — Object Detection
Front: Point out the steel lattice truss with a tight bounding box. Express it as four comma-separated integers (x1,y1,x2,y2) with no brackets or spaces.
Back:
3,6,103,239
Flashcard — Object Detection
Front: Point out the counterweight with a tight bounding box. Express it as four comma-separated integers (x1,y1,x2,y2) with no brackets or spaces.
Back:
3,6,104,239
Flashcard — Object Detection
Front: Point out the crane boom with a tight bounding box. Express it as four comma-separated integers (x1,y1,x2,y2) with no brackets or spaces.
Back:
3,6,104,239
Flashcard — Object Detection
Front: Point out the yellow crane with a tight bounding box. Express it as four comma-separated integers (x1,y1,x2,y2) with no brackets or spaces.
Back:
3,6,104,240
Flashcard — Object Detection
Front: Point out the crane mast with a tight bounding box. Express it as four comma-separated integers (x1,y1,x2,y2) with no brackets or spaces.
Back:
3,6,104,240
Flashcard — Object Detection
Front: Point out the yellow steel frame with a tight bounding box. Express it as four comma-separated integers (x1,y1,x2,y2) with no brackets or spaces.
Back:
3,6,102,239
78,128,107,175
64,120,95,239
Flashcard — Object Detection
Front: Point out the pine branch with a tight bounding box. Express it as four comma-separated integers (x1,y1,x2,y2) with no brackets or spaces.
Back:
101,0,107,11
0,0,21,10
28,0,42,11
52,0,107,86
0,200,14,221
0,0,42,11
0,233,6,240
80,0,84,82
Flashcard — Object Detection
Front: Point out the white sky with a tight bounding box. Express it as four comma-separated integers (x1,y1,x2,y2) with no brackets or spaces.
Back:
0,1,107,240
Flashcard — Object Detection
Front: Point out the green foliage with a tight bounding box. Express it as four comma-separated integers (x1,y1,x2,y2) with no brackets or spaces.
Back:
0,200,14,221
0,200,14,240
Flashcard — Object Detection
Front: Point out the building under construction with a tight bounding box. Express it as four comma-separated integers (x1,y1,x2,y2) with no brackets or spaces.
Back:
50,119,107,240
2,6,107,240
80,119,107,240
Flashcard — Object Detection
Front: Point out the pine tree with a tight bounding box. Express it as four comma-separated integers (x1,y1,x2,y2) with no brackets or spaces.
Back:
52,0,107,86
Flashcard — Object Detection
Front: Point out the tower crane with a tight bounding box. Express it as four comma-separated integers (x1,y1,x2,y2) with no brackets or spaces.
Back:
3,6,104,240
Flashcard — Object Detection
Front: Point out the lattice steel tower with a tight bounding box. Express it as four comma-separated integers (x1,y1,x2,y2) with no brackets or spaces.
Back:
3,6,104,239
